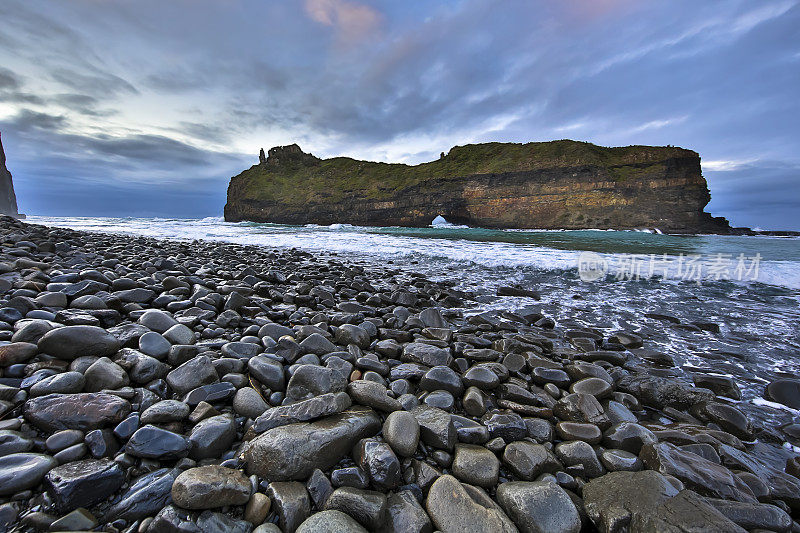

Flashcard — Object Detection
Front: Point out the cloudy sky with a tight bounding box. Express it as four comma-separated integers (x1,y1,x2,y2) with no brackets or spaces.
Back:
0,0,798,228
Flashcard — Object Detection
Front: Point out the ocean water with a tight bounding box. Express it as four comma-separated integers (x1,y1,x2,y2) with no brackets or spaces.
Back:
27,215,800,448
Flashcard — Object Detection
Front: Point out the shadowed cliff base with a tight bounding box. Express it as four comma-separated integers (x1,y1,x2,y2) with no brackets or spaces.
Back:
224,140,733,234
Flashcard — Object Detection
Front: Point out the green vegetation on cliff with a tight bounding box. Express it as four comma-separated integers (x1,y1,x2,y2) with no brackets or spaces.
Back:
229,140,695,205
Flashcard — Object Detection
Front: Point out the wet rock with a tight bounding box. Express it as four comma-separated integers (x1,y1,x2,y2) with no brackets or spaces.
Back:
146,504,199,533
198,510,253,533
402,342,452,367
253,392,351,433
245,492,271,525
556,422,602,444
420,365,463,395
335,324,371,349
296,510,367,533
462,366,500,390
425,475,518,533
167,355,219,395
306,469,333,510
139,309,178,333
716,443,800,510
451,414,490,444
524,418,554,442
598,449,640,472
243,407,381,480
267,481,310,533
382,410,420,457
141,400,190,425
692,374,741,400
286,364,346,401
482,411,528,442
347,380,401,412
325,486,388,530
84,356,128,391
171,465,252,510
37,325,121,360
353,438,402,491
50,508,98,531
139,331,172,359
555,440,604,478
24,393,131,432
765,379,800,409
0,430,33,456
0,453,58,495
331,466,369,489
553,393,611,429
463,386,488,417
690,401,753,440
384,490,432,533
104,468,180,522
643,489,747,532
452,443,499,487
618,374,714,410
602,422,657,454
582,470,679,532
183,381,236,406
705,498,792,532
641,442,757,503
43,458,124,511
502,441,562,480
164,324,195,345
410,404,456,450
126,425,189,460
423,390,454,411
496,481,581,533
299,333,337,355
233,386,270,419
188,414,236,460
0,342,37,365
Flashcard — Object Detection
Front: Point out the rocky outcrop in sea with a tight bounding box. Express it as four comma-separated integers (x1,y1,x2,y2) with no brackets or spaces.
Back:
0,133,21,218
224,141,731,233
0,215,797,532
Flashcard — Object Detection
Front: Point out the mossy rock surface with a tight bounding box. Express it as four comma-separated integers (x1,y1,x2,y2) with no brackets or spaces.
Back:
229,140,695,206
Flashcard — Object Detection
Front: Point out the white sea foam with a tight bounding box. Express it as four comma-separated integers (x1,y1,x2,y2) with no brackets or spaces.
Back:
26,216,800,290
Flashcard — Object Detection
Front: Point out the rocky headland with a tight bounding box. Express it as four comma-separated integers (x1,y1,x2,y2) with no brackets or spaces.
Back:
0,216,798,532
225,141,732,233
0,133,22,219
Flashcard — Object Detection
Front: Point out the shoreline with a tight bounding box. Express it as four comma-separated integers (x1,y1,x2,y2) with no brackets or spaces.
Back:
1,215,798,531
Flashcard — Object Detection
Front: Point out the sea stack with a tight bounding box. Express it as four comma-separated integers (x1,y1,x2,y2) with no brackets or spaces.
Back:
224,140,731,233
0,132,22,218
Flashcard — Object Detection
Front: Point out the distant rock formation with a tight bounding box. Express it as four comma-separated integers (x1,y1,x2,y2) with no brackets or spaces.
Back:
225,140,732,234
259,148,266,166
0,132,21,218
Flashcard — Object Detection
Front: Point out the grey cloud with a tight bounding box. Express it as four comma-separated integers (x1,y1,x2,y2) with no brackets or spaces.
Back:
0,0,796,227
50,68,138,98
0,68,19,90
12,110,68,132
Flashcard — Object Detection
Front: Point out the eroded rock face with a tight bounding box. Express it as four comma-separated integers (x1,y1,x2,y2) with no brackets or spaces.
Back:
0,133,20,217
225,141,731,233
242,407,382,481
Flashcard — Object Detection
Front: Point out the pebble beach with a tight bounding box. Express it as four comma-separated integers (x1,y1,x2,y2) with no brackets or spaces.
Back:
0,215,799,533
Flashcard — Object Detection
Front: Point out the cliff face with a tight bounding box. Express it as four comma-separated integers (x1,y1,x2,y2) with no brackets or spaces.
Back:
0,133,20,218
224,140,730,233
